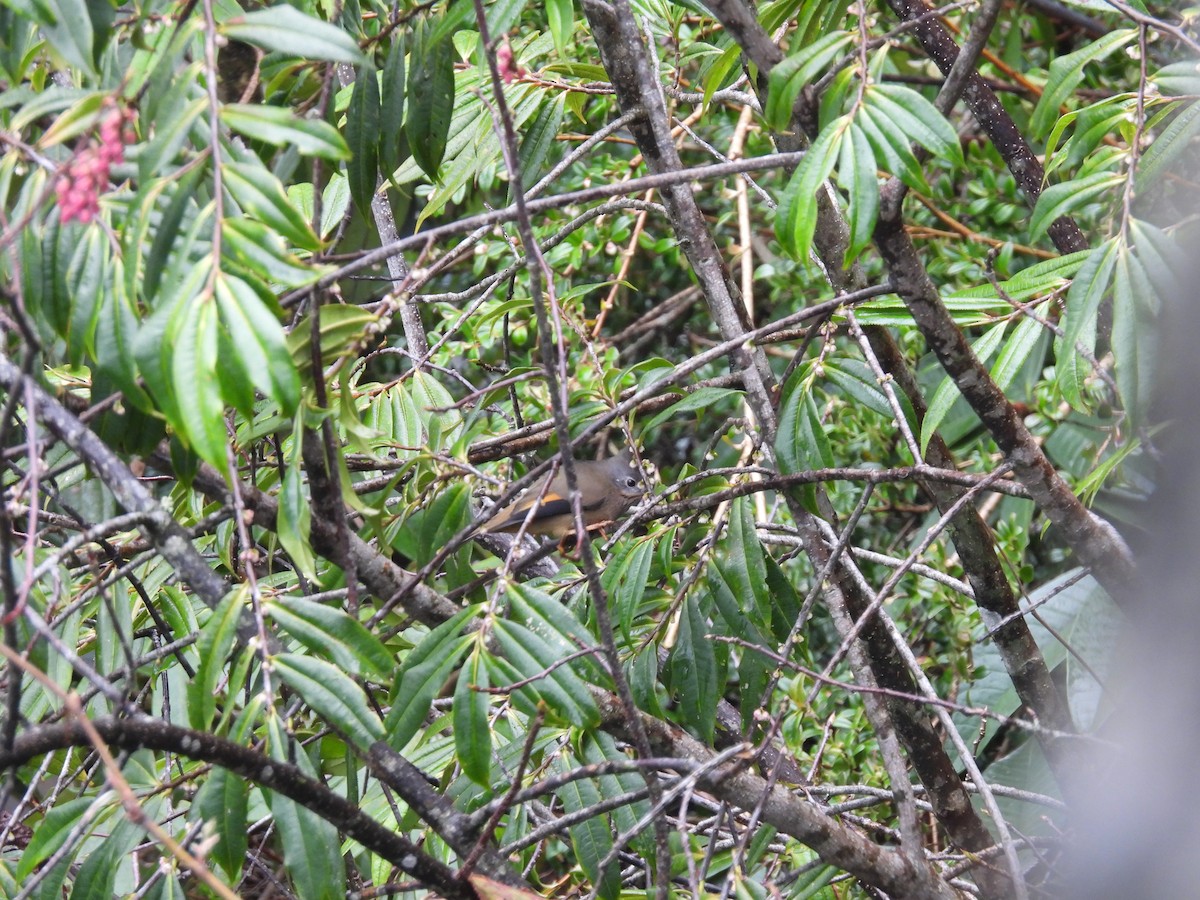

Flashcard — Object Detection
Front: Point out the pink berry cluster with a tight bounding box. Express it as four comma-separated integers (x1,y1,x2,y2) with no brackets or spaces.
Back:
55,104,135,225
496,41,527,85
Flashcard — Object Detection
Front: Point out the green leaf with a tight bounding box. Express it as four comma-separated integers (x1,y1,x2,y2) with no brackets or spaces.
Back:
72,817,142,900
65,225,105,366
222,271,304,412
764,31,853,131
346,64,381,216
920,322,1008,454
221,5,367,65
268,594,394,679
1111,247,1155,425
141,164,209,301
493,619,599,727
508,580,607,682
823,357,897,421
221,104,351,161
854,103,927,192
703,43,743,108
216,271,300,415
601,536,655,646
991,313,1046,393
222,161,321,251
546,0,573,57
1031,29,1136,138
1061,238,1118,362
556,761,620,900
868,83,964,166
273,653,384,741
1154,60,1200,97
384,606,477,750
707,560,772,728
278,421,318,580
138,94,205,183
191,768,248,881
380,33,408,175
841,121,878,264
264,721,346,900
1029,171,1123,243
6,0,96,74
776,115,848,260
669,593,719,743
516,93,566,197
406,18,456,180
221,217,324,288
37,91,105,149
287,304,380,373
454,649,492,785
389,481,473,565
642,386,742,433
170,290,228,470
188,588,243,731
17,796,95,880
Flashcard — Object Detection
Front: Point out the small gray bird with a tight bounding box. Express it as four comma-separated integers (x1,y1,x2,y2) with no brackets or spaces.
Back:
475,451,644,539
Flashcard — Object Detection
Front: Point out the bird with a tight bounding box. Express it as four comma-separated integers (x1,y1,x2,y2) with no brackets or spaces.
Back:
474,451,645,540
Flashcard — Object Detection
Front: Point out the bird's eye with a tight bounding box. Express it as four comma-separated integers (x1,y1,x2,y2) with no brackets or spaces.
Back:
625,477,638,488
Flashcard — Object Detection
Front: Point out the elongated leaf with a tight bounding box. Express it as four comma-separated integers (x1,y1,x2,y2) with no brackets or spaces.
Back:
642,386,742,433
65,225,105,366
221,5,366,65
991,313,1046,393
1031,29,1136,138
268,595,394,679
222,161,321,251
764,31,853,130
142,164,209,300
454,650,492,785
406,18,456,180
17,797,95,880
515,93,566,198
493,619,599,726
600,536,655,646
347,64,380,216
273,653,384,741
1154,60,1200,97
1029,171,1122,243
868,83,964,166
221,217,323,287
287,304,380,373
920,322,1009,454
190,767,248,881
1061,238,1118,357
380,33,408,174
669,593,718,743
213,271,302,415
556,765,619,899
264,720,346,900
546,0,573,56
776,115,847,260
506,581,599,675
170,291,227,469
37,91,105,149
854,101,927,191
841,121,878,264
72,817,142,900
222,104,350,160
703,42,743,108
188,588,243,731
823,358,895,421
7,0,96,74
384,606,478,750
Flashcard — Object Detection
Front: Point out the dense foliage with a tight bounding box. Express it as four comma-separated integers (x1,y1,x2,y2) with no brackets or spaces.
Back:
0,0,1193,896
